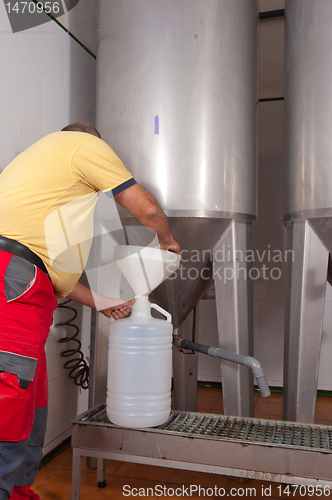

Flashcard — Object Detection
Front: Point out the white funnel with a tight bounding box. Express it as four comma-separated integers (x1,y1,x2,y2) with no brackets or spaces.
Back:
113,245,181,297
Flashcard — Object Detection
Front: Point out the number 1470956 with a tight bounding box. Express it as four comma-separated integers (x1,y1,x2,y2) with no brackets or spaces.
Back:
5,2,61,15
277,484,330,497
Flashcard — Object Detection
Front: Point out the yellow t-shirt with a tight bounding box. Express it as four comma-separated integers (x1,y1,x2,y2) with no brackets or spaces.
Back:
0,131,134,297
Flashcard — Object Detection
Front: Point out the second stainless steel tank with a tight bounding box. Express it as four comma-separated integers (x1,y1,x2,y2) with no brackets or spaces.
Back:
284,0,332,422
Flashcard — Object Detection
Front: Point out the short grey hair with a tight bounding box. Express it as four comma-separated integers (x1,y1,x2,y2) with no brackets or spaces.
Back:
61,122,101,139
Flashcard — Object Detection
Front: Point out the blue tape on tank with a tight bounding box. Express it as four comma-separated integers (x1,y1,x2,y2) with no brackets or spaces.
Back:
154,115,159,134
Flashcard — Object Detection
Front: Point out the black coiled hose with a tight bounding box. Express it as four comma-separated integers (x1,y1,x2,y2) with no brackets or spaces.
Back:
55,299,89,389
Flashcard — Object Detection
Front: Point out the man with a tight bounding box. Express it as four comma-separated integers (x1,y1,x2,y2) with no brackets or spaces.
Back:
0,122,180,500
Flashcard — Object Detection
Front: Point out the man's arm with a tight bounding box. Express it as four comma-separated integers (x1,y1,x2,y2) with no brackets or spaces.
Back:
67,282,135,319
114,184,180,253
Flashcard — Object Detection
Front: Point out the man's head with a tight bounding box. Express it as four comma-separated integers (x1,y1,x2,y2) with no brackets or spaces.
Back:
61,122,101,139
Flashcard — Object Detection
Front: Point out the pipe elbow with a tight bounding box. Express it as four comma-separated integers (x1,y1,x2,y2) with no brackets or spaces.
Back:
243,356,265,379
244,356,271,398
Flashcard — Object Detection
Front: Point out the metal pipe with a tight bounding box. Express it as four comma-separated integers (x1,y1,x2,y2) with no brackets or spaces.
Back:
174,337,271,398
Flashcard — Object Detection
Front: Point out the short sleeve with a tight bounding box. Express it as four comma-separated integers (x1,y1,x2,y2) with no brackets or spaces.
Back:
71,137,134,194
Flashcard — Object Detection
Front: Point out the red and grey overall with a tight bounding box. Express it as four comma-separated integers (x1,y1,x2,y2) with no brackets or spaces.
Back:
0,237,57,500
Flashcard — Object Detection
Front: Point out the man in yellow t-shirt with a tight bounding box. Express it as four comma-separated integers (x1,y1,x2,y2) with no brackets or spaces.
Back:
0,122,179,500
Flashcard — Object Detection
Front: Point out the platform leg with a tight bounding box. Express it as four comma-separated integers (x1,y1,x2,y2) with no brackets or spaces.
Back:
71,450,82,500
172,310,198,411
97,458,106,488
213,220,254,417
283,220,328,422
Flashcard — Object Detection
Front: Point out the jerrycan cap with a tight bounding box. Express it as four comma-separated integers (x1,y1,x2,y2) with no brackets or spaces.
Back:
113,245,180,297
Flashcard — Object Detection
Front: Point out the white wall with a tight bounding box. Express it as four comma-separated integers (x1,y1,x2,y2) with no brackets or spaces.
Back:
0,1,96,453
197,0,332,392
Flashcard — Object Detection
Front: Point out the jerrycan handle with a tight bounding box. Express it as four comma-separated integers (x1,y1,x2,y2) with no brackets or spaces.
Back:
150,303,172,323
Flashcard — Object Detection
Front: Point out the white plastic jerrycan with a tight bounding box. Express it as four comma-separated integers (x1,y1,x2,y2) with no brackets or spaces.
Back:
106,296,173,428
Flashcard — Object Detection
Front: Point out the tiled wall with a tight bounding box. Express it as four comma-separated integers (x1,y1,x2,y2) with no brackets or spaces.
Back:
0,1,96,453
0,3,96,172
197,0,332,391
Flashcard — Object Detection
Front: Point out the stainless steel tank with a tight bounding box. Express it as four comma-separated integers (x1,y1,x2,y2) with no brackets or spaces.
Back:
95,0,258,417
284,0,332,422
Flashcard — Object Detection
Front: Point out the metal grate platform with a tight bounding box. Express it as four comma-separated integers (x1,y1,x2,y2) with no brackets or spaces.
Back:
71,404,332,499
160,411,332,450
77,404,332,452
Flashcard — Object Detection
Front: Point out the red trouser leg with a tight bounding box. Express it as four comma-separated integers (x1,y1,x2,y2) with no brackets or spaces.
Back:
10,352,49,499
0,250,56,441
0,250,57,499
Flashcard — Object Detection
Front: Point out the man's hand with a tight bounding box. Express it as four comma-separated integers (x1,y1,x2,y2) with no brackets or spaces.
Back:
67,282,135,320
100,299,135,319
158,238,180,254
